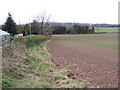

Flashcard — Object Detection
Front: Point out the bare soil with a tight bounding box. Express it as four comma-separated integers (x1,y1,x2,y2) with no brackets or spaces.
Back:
47,35,118,88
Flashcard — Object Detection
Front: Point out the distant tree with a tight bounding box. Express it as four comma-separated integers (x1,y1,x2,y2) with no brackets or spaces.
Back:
66,25,73,34
24,24,29,35
34,11,51,35
53,25,66,34
73,25,79,34
2,13,17,35
31,20,39,34
91,26,95,33
73,25,86,34
16,25,27,35
85,26,89,34
49,24,56,34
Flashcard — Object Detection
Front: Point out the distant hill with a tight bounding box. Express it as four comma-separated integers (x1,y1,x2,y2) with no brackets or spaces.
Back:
50,22,119,27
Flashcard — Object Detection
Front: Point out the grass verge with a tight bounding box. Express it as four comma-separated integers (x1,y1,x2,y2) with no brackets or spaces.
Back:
2,35,90,88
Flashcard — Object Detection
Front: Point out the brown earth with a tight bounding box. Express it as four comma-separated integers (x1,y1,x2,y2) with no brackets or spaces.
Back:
46,35,118,88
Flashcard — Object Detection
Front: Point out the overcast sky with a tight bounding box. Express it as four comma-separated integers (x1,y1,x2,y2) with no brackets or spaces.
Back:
0,0,119,24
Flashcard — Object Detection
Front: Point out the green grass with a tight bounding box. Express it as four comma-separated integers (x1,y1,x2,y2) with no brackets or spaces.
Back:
12,41,90,88
95,27,118,32
64,34,118,49
2,74,13,88
2,35,90,88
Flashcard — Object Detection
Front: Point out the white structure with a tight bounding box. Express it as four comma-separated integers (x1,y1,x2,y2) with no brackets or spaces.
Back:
0,29,10,47
14,33,23,37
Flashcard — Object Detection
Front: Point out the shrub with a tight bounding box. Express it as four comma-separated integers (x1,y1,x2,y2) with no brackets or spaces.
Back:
13,35,51,48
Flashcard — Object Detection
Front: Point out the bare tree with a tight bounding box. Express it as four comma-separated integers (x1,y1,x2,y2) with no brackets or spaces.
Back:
34,11,51,35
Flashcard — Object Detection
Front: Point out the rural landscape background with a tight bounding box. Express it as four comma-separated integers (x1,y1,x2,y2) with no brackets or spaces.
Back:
0,0,119,89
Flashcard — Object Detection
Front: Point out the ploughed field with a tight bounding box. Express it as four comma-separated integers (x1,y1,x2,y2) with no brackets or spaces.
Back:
47,34,118,88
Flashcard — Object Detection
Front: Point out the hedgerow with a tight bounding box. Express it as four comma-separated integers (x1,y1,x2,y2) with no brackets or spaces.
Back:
13,35,51,48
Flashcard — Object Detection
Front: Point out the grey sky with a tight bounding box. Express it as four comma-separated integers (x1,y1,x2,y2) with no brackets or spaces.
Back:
0,0,119,24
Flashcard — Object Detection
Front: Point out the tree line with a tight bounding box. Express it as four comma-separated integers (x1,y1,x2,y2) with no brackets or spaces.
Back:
1,13,95,36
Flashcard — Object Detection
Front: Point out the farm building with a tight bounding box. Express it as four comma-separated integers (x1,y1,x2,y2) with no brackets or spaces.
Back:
0,29,10,47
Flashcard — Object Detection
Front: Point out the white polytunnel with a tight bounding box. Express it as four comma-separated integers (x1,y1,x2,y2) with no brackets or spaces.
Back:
0,29,10,47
